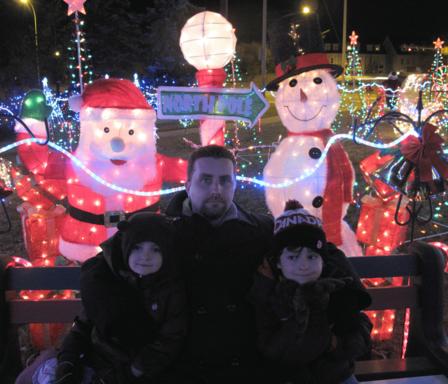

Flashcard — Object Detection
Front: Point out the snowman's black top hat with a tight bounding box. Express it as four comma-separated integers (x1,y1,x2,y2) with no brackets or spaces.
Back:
266,12,342,91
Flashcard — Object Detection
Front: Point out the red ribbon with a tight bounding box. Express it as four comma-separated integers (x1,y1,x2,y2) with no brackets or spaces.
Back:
400,123,448,182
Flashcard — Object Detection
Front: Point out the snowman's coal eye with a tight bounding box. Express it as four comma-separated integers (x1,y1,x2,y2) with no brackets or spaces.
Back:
313,77,323,84
128,129,135,136
289,79,297,87
104,127,110,133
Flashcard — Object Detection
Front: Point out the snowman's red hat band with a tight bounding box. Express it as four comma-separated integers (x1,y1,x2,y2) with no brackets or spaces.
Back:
267,53,342,91
81,79,152,110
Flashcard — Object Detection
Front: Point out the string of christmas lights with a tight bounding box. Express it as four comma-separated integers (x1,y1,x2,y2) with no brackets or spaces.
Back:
0,128,417,196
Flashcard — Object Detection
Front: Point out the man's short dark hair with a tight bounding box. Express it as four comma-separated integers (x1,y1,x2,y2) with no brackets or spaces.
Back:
187,145,236,180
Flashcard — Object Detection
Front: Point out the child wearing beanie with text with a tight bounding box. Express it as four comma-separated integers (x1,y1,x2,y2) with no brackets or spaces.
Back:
250,200,372,384
16,212,187,384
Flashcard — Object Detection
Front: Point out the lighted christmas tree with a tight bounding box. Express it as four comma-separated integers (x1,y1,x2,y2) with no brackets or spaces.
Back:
429,37,446,103
224,55,244,87
332,31,368,133
67,13,94,93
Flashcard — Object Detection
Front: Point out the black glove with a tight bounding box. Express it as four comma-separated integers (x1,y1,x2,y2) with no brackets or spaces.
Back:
328,331,371,362
301,277,352,310
54,360,83,384
309,353,353,384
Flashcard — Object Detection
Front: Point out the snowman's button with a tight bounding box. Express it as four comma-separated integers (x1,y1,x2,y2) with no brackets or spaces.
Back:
312,196,324,208
308,147,322,159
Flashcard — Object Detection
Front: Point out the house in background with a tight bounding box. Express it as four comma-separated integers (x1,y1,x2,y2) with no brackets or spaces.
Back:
324,37,438,76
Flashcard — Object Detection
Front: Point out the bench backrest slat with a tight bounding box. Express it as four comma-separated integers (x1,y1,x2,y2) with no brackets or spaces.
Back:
5,267,81,290
7,286,419,324
9,299,82,324
368,286,418,310
3,255,421,291
349,254,419,278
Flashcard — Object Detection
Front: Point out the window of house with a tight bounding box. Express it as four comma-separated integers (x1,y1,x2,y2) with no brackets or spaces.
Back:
332,43,339,51
324,43,331,51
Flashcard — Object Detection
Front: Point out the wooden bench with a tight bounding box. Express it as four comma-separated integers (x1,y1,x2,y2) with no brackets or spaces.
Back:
1,241,447,382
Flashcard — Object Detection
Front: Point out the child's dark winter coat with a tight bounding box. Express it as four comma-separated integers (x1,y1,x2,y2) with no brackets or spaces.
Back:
56,214,187,384
250,243,372,384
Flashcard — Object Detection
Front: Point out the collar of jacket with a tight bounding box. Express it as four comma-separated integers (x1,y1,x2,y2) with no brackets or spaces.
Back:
165,190,257,226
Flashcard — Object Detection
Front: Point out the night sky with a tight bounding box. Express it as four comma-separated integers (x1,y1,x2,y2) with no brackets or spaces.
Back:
191,0,447,45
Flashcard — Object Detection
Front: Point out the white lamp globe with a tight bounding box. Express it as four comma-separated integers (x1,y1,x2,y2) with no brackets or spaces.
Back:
180,11,237,70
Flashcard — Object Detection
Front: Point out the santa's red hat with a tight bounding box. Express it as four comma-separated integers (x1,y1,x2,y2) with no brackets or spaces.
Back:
69,79,152,112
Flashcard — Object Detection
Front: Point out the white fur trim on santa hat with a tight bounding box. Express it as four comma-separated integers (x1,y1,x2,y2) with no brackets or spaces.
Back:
80,107,156,122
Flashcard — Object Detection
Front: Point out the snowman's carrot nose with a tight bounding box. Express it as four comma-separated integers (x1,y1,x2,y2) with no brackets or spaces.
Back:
300,88,308,102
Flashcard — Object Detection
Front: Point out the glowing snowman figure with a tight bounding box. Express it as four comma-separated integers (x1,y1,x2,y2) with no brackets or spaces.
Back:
264,68,362,256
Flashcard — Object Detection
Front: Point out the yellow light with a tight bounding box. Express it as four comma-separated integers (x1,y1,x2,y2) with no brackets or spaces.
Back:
54,51,60,57
302,5,311,14
19,0,29,4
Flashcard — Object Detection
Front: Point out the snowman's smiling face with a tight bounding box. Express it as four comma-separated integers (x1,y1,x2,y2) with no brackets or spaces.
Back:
275,69,340,133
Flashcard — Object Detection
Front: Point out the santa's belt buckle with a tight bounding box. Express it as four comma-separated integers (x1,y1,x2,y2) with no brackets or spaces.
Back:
104,211,126,227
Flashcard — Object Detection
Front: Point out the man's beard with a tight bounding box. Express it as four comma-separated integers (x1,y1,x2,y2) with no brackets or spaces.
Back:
200,197,228,219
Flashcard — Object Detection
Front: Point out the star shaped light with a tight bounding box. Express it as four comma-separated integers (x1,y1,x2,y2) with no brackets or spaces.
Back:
349,30,359,46
63,0,86,16
433,37,444,50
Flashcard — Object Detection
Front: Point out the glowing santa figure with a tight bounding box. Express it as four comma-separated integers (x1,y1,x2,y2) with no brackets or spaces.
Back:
263,13,362,256
56,79,187,262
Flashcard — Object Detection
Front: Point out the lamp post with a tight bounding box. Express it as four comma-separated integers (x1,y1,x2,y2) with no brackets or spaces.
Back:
261,0,267,87
180,11,237,146
341,0,347,66
19,0,40,86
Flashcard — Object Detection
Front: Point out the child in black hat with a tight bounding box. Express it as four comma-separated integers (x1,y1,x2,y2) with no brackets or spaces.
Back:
250,201,372,384
19,212,187,384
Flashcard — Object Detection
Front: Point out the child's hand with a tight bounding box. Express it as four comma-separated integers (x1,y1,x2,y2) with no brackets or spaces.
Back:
306,277,352,294
301,277,352,310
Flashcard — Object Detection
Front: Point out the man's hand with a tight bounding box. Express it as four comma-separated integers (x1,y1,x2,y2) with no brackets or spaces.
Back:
54,360,82,384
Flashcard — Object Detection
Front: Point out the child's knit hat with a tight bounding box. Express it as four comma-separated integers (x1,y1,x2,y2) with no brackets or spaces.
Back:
117,212,173,266
273,200,328,259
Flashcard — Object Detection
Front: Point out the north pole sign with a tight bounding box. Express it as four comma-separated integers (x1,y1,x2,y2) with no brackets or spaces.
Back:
156,83,269,127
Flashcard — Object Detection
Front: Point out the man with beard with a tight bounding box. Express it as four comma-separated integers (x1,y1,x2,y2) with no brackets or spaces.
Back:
165,145,274,384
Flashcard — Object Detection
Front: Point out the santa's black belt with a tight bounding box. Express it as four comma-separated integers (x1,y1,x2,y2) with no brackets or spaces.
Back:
67,201,160,227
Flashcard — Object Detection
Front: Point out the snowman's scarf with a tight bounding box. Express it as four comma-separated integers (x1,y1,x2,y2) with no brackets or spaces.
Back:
287,129,353,245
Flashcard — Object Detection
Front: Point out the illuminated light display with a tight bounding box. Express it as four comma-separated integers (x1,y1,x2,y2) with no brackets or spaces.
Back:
332,31,368,133
180,11,237,146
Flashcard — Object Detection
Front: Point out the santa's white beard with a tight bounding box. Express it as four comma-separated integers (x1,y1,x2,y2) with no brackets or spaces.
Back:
72,146,157,196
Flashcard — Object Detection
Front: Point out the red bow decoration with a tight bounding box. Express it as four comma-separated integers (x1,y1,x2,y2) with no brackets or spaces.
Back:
400,123,448,182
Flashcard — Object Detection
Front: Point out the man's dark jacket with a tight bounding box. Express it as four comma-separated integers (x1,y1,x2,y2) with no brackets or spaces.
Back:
165,191,274,384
